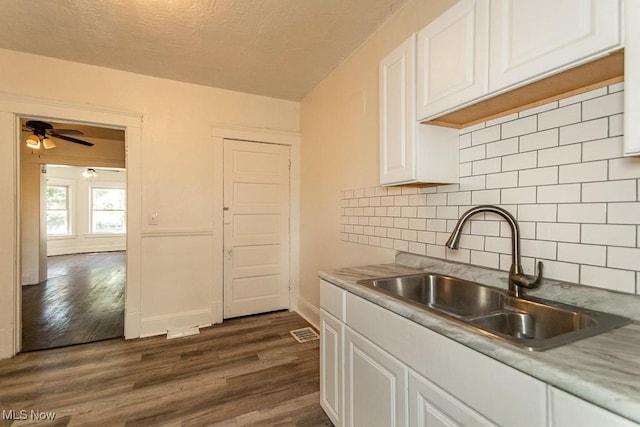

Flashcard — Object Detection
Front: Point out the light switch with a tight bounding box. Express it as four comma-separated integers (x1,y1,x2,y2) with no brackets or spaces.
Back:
149,212,159,225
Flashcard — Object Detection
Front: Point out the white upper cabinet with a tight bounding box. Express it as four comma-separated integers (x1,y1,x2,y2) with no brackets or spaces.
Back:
380,35,418,185
489,0,622,92
417,0,490,121
379,35,459,186
624,0,640,156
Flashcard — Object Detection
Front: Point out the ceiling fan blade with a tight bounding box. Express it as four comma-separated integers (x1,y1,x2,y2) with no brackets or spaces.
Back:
50,133,94,147
50,128,83,136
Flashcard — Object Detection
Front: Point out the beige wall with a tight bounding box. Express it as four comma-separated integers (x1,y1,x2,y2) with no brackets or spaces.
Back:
298,0,457,316
0,48,299,356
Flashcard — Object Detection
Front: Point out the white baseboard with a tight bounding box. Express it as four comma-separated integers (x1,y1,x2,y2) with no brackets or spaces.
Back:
295,295,320,330
48,245,126,256
139,308,215,338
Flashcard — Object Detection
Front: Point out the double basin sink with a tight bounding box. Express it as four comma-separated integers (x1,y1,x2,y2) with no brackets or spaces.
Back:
357,272,631,351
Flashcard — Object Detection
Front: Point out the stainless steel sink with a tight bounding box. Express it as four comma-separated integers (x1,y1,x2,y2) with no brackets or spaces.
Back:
357,273,631,351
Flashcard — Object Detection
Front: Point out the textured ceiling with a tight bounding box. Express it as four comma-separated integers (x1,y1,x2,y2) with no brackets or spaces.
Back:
0,0,407,100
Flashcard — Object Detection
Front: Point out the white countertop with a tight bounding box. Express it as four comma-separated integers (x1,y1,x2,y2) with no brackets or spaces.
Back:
318,253,640,424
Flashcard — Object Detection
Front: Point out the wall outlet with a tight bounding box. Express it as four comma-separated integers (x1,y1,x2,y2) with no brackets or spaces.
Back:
149,212,159,225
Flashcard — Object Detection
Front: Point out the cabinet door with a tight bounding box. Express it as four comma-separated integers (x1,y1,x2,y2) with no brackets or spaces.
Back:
345,327,407,427
409,371,495,427
549,387,637,427
380,34,416,185
416,0,489,121
320,310,343,426
489,0,621,91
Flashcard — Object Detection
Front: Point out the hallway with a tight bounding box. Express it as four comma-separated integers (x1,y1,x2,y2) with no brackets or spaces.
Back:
21,251,125,352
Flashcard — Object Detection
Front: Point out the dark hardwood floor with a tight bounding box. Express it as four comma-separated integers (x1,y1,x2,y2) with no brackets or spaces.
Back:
0,311,332,426
21,251,125,352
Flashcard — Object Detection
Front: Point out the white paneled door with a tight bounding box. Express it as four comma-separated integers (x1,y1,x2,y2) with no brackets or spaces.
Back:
223,139,290,319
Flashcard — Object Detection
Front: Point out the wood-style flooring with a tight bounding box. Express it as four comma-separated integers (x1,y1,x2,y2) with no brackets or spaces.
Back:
0,311,331,426
21,252,125,352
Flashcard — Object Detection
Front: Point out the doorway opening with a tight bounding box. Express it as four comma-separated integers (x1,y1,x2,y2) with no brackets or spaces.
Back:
19,118,127,351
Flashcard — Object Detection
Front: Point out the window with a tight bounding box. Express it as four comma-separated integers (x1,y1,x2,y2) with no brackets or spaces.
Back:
46,185,70,235
91,187,126,233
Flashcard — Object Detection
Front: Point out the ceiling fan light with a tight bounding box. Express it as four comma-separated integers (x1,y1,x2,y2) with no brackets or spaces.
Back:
26,134,41,149
42,137,56,150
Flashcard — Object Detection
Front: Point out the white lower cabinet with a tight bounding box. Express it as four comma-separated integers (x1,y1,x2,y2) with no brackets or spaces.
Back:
320,310,344,426
549,387,637,427
344,327,406,427
319,279,636,426
409,370,495,427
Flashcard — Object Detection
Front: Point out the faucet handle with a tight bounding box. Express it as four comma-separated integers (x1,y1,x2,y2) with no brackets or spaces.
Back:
512,261,543,289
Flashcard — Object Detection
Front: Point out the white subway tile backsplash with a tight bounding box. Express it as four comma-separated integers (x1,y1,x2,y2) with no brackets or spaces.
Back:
538,144,581,167
485,236,511,254
447,191,471,206
558,87,607,107
470,220,500,236
502,151,537,171
471,189,501,205
519,128,558,152
539,260,579,283
460,133,472,149
582,180,636,203
582,91,624,120
340,86,638,295
502,186,537,204
608,202,640,224
426,193,447,206
609,114,623,137
459,175,486,191
521,239,557,259
557,243,606,266
582,224,636,247
536,223,580,243
470,250,499,269
501,115,537,138
581,265,635,293
486,138,519,158
518,166,558,187
446,247,470,263
609,157,640,180
417,231,436,244
538,104,581,130
582,136,624,161
537,183,581,203
557,203,606,223
559,161,607,183
473,158,502,175
486,171,518,189
472,125,501,145
559,118,608,145
517,204,557,222
460,145,486,163
608,247,640,271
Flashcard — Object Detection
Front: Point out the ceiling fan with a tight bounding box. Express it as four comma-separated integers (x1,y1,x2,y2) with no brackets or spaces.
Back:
23,120,94,149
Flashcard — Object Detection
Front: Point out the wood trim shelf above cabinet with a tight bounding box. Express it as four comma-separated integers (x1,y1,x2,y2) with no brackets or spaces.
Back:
426,49,624,129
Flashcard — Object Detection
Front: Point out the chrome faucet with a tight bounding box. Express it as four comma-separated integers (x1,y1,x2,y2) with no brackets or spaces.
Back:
445,205,543,297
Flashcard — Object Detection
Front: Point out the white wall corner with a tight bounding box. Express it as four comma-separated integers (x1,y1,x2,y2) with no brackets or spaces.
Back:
212,301,223,324
295,295,320,330
124,311,141,339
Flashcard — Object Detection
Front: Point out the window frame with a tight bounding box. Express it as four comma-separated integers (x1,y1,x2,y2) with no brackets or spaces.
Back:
45,178,75,238
88,183,127,235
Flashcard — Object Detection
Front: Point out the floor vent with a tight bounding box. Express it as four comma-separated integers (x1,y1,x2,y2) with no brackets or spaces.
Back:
290,327,319,343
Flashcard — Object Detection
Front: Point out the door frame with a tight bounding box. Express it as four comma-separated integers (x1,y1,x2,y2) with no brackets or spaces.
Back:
212,125,301,324
0,93,143,358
